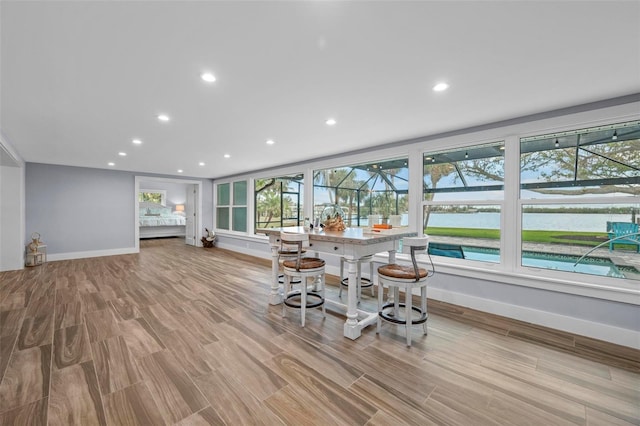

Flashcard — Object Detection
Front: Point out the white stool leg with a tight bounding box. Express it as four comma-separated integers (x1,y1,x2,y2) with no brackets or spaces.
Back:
406,284,412,346
321,273,326,318
339,257,345,298
369,261,375,296
422,285,428,335
393,286,400,318
301,275,306,327
377,278,384,334
282,273,290,318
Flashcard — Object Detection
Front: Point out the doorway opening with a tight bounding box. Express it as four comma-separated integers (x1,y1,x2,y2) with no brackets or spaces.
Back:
134,176,202,251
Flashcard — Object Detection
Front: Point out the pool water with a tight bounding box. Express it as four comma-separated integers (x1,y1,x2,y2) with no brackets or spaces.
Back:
459,246,633,279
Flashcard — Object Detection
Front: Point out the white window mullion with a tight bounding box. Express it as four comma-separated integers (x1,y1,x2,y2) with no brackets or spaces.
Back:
409,147,423,233
503,135,520,272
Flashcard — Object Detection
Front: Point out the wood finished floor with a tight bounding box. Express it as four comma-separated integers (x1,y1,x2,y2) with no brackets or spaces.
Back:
0,237,638,425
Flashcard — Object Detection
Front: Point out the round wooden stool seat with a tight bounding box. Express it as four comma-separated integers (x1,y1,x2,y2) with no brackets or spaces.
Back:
378,264,428,280
283,257,325,270
278,249,306,284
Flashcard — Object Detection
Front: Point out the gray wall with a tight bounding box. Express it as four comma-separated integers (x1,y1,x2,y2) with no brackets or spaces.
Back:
26,163,213,255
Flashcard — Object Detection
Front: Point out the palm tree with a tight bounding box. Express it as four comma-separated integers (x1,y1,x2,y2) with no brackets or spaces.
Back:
258,190,282,228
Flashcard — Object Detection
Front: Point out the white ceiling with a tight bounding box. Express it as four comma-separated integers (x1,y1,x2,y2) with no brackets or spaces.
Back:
1,1,639,179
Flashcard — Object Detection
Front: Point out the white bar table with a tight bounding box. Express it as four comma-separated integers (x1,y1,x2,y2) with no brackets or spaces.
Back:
259,226,416,340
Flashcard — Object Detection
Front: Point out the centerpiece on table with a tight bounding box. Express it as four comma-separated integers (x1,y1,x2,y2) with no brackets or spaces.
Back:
321,204,346,231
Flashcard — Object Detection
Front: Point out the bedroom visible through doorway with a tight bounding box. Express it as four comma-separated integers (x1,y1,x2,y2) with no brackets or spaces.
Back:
134,176,202,251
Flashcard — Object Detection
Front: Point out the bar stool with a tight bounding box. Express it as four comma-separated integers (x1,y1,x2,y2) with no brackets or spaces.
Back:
377,236,430,346
339,255,374,301
281,232,326,327
277,243,304,284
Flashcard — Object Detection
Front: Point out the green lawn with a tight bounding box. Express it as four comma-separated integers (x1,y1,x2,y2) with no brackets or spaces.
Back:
425,227,611,248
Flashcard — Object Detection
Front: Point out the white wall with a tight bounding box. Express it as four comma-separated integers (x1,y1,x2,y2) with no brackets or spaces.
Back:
0,134,26,272
0,165,25,271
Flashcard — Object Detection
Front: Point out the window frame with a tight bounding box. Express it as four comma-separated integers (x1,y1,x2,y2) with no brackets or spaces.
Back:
213,108,640,304
254,173,304,231
215,179,249,233
421,141,506,266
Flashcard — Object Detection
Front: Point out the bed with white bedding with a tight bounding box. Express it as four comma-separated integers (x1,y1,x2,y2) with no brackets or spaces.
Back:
139,201,186,238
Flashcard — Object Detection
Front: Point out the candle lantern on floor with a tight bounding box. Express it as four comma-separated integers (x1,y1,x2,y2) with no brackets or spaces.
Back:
25,232,46,266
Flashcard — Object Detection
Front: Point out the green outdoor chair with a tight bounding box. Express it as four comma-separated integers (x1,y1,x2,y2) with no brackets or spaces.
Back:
607,222,640,252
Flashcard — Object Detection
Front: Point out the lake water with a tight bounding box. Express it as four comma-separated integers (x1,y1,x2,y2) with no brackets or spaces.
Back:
426,212,634,232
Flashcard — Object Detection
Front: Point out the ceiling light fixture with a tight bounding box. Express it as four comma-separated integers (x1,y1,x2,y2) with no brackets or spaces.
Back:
201,72,216,83
325,118,336,126
266,139,275,145
198,162,205,166
132,139,142,145
108,162,115,166
177,169,183,173
464,152,469,159
118,152,127,156
433,82,449,92
224,154,231,159
612,130,618,140
555,139,559,148
157,114,170,122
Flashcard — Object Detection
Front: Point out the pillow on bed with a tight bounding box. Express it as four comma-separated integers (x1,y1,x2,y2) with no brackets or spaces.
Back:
140,206,173,216
149,207,172,215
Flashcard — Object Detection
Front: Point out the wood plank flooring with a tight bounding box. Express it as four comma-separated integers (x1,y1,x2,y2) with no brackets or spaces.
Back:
0,237,638,425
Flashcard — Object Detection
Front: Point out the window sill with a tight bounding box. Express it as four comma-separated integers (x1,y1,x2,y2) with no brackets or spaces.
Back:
372,253,640,305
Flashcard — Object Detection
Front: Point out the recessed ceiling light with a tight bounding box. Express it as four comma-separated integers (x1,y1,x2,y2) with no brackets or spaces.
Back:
198,162,205,166
224,154,231,159
157,114,170,122
433,82,449,92
266,139,275,145
118,152,127,156
201,72,216,83
108,162,115,166
325,118,337,126
132,139,142,145
177,169,183,173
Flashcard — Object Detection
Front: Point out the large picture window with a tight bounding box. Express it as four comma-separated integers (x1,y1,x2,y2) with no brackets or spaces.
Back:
423,142,504,263
520,121,640,281
314,158,409,227
254,174,303,230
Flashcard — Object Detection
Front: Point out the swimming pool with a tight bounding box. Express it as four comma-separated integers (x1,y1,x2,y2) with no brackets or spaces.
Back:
456,246,636,279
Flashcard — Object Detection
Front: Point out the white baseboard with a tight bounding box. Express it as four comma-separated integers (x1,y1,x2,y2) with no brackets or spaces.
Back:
214,242,268,260
48,247,139,262
428,287,640,350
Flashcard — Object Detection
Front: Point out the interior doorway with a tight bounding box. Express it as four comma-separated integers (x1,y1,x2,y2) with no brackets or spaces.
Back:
134,176,202,251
